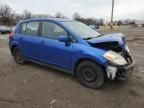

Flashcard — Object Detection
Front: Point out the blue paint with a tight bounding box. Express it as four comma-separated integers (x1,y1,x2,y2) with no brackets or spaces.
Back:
9,18,126,74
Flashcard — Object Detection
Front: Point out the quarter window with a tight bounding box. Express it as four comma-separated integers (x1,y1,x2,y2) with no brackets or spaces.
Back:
20,23,27,35
42,21,67,40
26,21,39,36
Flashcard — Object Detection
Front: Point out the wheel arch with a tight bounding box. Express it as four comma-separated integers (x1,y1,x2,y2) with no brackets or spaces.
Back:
11,45,18,56
73,58,106,76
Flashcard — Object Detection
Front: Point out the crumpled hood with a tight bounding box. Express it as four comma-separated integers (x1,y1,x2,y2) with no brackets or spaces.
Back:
87,33,126,48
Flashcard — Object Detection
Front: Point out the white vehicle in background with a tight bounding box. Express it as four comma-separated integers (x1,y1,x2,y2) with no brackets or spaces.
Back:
11,26,16,32
89,25,99,29
0,25,11,34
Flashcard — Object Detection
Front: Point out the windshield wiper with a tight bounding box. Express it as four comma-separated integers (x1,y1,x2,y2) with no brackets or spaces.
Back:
83,34,103,40
83,37,94,40
97,34,103,37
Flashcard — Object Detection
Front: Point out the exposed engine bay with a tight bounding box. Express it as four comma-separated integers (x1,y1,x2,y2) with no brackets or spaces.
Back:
87,33,134,80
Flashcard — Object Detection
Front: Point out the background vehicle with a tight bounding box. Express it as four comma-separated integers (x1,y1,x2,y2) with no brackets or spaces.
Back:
89,25,99,29
9,18,134,89
0,25,11,34
11,26,16,32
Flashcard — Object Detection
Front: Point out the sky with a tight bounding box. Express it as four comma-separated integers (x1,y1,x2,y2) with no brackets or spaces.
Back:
1,0,144,21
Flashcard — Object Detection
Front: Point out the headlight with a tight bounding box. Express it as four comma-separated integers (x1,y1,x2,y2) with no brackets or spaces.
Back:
103,50,127,65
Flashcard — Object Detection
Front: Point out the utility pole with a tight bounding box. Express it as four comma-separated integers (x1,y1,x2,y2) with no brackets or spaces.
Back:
111,0,115,29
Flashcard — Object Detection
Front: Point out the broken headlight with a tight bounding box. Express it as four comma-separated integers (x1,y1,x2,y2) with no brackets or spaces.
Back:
103,50,127,65
125,44,130,53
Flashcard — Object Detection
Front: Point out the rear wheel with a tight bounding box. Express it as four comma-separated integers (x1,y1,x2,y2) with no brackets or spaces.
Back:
76,61,104,89
13,47,26,64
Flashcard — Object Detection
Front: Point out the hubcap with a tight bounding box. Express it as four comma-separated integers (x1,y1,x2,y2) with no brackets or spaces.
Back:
82,68,96,82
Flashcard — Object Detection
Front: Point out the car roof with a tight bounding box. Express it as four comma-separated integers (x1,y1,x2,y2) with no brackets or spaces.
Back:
19,18,74,23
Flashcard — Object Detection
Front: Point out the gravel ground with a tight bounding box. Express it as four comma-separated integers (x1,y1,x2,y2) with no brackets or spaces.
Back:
0,26,144,108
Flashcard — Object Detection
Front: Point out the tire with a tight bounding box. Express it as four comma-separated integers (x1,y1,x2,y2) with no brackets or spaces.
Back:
76,61,104,89
13,47,26,64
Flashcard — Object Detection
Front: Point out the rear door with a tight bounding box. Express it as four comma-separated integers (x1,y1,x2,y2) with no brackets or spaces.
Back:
18,21,42,60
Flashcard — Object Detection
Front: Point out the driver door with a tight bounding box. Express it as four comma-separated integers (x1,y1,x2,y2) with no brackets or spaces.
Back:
38,21,73,70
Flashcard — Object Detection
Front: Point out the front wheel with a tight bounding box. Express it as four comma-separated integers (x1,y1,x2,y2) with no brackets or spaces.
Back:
13,47,26,64
76,61,104,89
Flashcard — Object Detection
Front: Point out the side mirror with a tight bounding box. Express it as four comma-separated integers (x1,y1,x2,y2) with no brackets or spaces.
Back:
58,36,69,43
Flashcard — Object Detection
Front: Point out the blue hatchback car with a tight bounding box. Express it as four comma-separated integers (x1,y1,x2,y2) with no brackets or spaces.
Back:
9,18,134,88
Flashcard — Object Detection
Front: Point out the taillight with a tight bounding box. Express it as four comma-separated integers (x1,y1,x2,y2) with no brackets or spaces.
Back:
9,32,14,39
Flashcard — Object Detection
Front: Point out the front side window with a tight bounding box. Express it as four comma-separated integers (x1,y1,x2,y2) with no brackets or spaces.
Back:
42,21,67,40
62,21,101,40
26,21,39,36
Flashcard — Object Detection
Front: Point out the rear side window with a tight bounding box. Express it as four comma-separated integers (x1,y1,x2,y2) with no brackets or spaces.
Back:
26,21,40,36
42,21,67,40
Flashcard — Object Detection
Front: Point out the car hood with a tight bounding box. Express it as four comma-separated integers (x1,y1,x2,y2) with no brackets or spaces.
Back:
87,33,126,52
87,33,125,46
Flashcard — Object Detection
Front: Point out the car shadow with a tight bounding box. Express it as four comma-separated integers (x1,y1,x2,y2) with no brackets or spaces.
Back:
101,79,129,89
27,61,73,78
25,61,130,90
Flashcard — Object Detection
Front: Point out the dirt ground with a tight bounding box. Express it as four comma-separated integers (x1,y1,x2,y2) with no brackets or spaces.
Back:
0,26,144,108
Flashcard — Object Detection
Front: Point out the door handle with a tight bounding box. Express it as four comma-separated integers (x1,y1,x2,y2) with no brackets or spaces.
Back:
40,40,45,44
19,37,23,40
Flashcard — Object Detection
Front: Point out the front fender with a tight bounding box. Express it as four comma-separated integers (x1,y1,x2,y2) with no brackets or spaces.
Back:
72,43,108,70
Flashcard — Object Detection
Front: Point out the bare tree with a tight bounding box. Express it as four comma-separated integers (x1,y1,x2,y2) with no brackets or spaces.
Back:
55,12,66,18
72,12,81,20
22,9,32,19
72,13,104,26
33,14,52,18
13,14,22,24
96,18,104,26
0,4,12,17
0,4,15,25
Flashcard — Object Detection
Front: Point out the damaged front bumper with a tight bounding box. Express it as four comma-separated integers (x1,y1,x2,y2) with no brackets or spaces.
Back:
105,58,135,80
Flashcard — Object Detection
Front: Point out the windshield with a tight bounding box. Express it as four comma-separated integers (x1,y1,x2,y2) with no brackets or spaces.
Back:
62,21,101,39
